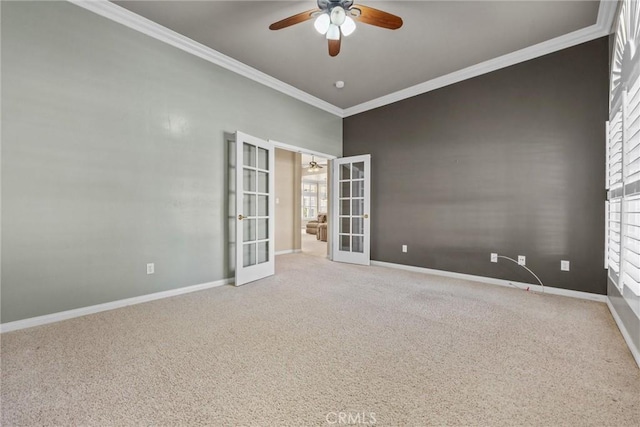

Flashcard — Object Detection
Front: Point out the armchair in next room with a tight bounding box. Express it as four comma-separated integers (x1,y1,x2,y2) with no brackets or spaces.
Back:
306,213,327,235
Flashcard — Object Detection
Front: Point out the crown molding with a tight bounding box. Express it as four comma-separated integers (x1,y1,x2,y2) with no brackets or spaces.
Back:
68,0,344,118
597,0,619,33
343,0,618,117
69,0,616,120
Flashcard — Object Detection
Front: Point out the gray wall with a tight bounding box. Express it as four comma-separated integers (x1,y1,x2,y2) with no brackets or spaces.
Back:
1,1,341,323
343,37,609,294
608,279,640,360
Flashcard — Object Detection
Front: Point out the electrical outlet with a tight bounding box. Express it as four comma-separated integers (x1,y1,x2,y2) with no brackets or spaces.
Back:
491,253,498,263
147,263,154,275
518,255,526,266
402,245,408,253
561,260,570,271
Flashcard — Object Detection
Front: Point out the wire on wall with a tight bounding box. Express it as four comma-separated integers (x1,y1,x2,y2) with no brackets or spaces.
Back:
497,255,545,293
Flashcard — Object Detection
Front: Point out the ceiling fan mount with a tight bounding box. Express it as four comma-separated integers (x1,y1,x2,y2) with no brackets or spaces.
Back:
308,156,324,171
269,0,403,57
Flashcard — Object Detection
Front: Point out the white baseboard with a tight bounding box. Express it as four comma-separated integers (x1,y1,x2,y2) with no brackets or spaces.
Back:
0,278,233,333
370,261,607,303
607,298,640,369
275,249,302,256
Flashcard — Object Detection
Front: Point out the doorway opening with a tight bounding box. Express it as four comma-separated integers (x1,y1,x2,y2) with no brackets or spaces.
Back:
271,141,335,260
301,154,329,257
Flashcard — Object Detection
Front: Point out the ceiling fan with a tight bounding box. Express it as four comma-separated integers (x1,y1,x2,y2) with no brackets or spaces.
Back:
308,156,324,172
269,0,403,57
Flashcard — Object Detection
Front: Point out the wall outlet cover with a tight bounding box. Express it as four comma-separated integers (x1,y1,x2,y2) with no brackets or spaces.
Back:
147,263,154,274
518,255,526,266
491,253,498,263
561,260,570,271
402,245,408,253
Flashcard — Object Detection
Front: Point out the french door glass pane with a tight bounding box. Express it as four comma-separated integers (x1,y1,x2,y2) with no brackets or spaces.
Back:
258,241,269,264
258,195,268,216
340,234,350,251
352,199,364,216
243,243,256,267
352,236,364,253
340,217,350,233
352,162,365,179
258,171,268,193
258,219,269,240
352,217,363,235
258,147,269,170
243,143,256,167
340,164,351,180
243,219,256,242
340,199,350,215
352,180,364,197
340,181,350,198
244,194,256,217
243,169,256,192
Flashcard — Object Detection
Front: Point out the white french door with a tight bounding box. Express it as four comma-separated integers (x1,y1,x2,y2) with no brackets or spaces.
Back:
235,132,275,286
332,154,371,265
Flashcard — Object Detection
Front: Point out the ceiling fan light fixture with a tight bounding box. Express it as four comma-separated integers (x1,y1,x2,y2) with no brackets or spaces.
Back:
330,6,346,26
326,23,340,40
314,13,330,34
341,16,356,37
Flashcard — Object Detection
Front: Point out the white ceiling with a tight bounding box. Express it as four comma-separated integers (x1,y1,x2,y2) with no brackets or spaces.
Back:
112,1,606,111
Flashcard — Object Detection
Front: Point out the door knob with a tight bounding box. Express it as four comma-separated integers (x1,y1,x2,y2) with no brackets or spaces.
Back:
363,214,369,219
238,214,245,220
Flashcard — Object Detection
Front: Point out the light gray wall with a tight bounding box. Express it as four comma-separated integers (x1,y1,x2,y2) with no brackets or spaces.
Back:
1,1,341,323
608,279,640,362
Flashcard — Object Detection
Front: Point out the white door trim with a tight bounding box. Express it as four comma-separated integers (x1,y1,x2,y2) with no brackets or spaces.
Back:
268,139,338,160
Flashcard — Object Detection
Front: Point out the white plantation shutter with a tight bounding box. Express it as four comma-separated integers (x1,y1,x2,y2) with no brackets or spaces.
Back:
609,200,622,281
622,76,640,298
607,109,624,283
609,0,640,336
609,109,624,191
625,78,640,188
623,198,640,296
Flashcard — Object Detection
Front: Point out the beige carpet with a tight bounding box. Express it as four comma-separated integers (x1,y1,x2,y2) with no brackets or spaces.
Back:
1,254,639,426
301,230,328,258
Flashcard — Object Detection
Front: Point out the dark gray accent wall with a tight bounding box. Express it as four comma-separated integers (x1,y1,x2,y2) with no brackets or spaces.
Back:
344,37,609,294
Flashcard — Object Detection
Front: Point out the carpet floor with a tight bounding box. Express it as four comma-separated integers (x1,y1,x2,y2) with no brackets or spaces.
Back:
1,254,639,426
301,230,328,258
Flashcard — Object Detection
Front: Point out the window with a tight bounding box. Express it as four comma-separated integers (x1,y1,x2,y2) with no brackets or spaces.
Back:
607,0,640,317
302,181,318,220
319,181,328,214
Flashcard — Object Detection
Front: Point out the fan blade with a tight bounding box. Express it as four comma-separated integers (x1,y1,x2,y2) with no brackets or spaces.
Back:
269,9,319,30
328,38,341,57
351,5,403,30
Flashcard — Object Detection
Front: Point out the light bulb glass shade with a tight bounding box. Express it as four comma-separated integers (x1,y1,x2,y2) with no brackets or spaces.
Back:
326,23,340,40
330,6,346,26
341,16,356,36
314,14,330,34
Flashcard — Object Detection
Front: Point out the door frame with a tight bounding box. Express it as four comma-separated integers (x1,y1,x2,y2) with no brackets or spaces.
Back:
269,139,337,260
